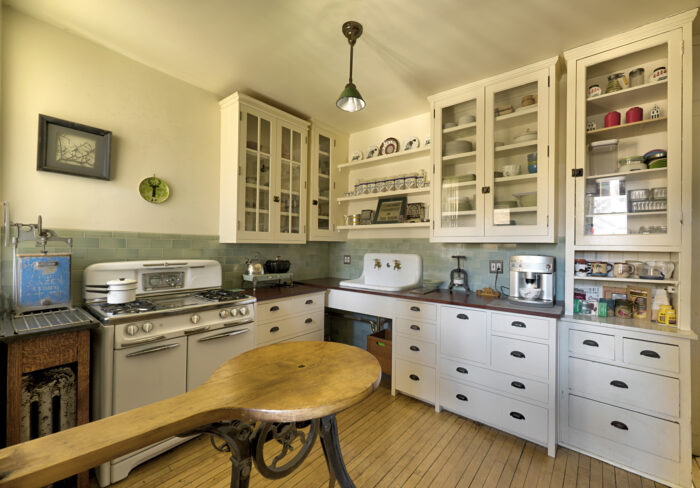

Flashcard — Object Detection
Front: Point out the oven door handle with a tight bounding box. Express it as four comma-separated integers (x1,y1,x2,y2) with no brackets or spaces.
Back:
197,328,250,342
222,319,255,328
121,335,167,348
125,343,180,357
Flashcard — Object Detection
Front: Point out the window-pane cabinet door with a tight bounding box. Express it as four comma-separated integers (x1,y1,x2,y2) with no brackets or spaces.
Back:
574,31,681,246
315,134,332,231
484,70,549,236
432,89,484,237
241,110,273,238
277,123,306,241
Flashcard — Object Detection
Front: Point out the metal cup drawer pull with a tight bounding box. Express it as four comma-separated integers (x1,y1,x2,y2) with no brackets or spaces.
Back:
510,411,525,420
270,326,280,333
270,306,280,312
510,351,526,359
456,313,469,320
410,306,421,312
305,299,314,305
304,318,313,324
456,394,468,402
582,339,599,347
611,420,629,431
610,380,629,389
511,321,526,328
640,349,661,359
409,345,420,352
456,367,468,374
410,324,421,331
511,381,525,390
409,374,420,381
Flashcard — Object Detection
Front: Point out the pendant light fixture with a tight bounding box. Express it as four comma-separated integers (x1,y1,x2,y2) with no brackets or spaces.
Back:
336,21,366,112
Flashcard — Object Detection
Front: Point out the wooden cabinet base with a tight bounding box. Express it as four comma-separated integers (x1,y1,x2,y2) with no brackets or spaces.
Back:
367,329,392,375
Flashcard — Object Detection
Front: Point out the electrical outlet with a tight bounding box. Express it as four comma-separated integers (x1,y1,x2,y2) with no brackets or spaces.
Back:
489,260,503,274
343,255,351,265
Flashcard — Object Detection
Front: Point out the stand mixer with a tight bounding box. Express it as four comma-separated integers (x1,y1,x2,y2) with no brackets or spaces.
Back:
448,255,470,294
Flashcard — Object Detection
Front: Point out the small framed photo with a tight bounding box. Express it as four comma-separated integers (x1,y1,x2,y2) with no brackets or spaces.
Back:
405,202,425,222
373,197,407,224
37,114,112,180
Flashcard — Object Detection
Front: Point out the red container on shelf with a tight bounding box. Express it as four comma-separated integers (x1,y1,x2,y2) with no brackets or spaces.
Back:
626,106,643,123
604,111,621,127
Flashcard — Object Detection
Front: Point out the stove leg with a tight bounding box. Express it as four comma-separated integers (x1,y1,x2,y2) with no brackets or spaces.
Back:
319,415,355,488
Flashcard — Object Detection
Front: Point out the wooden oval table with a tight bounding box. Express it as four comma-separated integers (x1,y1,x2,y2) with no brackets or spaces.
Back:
0,341,382,488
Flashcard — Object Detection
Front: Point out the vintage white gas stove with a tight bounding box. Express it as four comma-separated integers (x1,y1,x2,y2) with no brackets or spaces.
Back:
83,259,256,487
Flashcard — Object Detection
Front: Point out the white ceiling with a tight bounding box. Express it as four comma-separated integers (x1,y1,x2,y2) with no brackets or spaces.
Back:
5,0,700,133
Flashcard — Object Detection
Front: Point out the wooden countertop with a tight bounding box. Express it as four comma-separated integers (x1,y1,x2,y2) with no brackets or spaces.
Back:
0,341,381,488
295,278,564,319
247,284,326,303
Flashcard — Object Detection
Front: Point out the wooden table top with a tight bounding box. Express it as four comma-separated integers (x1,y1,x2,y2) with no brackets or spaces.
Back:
0,341,381,488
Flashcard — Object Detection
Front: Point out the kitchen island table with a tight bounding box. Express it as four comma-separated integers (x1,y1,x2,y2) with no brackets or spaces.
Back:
0,341,381,488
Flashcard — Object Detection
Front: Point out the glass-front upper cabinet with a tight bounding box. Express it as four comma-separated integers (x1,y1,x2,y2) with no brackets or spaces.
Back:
573,31,682,246
484,70,550,237
308,124,346,241
242,110,273,238
432,88,484,238
277,123,306,241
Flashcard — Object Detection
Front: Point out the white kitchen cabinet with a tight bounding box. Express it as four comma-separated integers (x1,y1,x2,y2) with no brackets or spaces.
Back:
219,92,309,243
429,56,558,243
254,292,325,346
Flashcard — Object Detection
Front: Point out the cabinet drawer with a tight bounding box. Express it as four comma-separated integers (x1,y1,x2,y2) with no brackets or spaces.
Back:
568,394,679,462
440,307,488,364
569,329,615,361
439,378,548,445
568,357,679,417
491,336,549,379
395,334,436,366
256,310,324,345
282,329,324,343
257,293,324,323
396,359,435,404
491,313,550,340
622,338,679,374
395,300,437,322
395,318,437,342
440,357,548,404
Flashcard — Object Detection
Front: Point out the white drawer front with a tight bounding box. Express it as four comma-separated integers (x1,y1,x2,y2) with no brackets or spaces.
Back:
439,378,548,444
257,293,324,323
440,357,548,404
491,312,550,340
396,359,435,404
256,310,324,345
569,329,615,361
491,336,549,379
395,334,436,366
282,329,324,343
568,357,679,417
395,318,437,342
622,338,679,374
440,306,488,364
395,300,437,322
568,394,680,462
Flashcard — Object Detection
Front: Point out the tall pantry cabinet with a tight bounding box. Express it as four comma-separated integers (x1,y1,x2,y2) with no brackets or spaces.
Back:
559,10,696,487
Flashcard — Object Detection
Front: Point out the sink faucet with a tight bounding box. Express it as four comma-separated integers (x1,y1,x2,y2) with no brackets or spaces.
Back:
373,258,382,269
393,260,401,270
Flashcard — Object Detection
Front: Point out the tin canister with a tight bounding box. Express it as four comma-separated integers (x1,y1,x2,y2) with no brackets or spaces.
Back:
629,68,645,87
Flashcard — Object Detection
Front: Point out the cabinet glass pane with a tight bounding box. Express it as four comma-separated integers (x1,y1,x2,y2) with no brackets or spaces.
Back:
244,114,271,233
281,127,291,160
490,81,539,228
582,44,669,237
317,134,331,232
292,131,301,163
279,126,303,235
440,99,478,229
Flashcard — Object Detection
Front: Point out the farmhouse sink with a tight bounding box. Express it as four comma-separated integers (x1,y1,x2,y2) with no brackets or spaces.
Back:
339,253,422,292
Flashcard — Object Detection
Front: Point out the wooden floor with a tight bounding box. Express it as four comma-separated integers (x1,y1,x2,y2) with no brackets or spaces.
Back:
105,383,684,488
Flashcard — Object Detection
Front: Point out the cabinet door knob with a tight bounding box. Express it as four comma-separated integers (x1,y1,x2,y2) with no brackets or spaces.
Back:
456,313,469,320
410,306,421,312
410,324,421,331
510,351,526,359
456,394,468,402
456,367,468,374
511,381,525,390
304,318,313,324
270,306,280,312
305,299,314,305
582,339,599,347
273,195,280,203
409,374,420,381
610,420,628,431
511,321,526,328
409,345,420,352
312,200,318,206
510,411,525,420
270,326,280,333
640,350,660,359
610,380,628,389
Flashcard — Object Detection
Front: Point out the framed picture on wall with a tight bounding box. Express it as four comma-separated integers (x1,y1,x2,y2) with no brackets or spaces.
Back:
37,114,112,180
373,197,407,224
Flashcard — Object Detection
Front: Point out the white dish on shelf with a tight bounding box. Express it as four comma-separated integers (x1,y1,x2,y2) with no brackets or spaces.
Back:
443,122,457,129
350,151,363,162
402,137,420,151
365,146,379,159
458,115,476,125
514,129,537,143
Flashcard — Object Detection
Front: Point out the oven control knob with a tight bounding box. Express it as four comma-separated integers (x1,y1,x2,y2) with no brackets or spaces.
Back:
126,324,140,336
141,321,154,333
219,309,229,319
190,314,201,324
229,308,238,317
238,306,249,316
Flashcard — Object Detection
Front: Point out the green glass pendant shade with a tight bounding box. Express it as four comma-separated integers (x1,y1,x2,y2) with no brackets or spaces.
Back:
336,83,366,112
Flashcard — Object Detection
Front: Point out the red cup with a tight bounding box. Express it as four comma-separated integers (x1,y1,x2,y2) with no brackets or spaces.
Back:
626,106,643,123
604,111,621,127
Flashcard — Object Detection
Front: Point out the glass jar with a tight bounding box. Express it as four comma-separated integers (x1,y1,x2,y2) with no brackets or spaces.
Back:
405,175,417,189
395,176,406,190
385,178,395,192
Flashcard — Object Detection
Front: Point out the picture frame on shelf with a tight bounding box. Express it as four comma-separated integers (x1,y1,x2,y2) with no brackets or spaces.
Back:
405,202,425,222
37,114,112,180
373,197,407,224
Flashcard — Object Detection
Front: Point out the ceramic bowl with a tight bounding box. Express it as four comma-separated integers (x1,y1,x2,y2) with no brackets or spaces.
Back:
648,158,667,169
502,164,521,177
514,130,537,143
444,140,473,155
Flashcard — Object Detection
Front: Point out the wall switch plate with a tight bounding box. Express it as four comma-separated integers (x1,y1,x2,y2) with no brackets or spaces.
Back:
343,255,351,265
489,260,503,274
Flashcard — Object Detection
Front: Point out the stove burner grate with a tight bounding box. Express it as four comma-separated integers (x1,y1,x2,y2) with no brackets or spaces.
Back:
195,289,249,302
100,300,156,316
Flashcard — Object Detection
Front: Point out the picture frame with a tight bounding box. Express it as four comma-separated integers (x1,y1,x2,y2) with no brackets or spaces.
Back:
373,197,407,224
37,114,112,180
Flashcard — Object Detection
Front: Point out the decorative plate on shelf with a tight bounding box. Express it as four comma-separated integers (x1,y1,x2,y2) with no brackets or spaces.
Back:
402,137,420,151
379,137,399,155
139,176,170,204
365,146,379,159
350,151,363,162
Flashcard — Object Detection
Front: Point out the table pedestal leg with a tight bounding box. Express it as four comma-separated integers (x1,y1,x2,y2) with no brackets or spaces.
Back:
320,415,355,488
